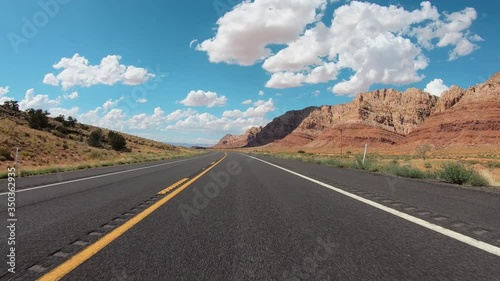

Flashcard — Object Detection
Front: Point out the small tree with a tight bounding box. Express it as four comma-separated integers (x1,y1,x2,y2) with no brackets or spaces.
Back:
3,100,19,112
88,129,103,147
66,116,77,127
54,114,65,123
416,144,431,160
26,108,50,129
108,131,127,151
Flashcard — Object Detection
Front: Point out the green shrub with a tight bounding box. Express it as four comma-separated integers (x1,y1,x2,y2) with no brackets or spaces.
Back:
424,162,432,169
88,129,103,147
439,163,470,185
468,170,489,187
26,108,50,129
297,150,306,154
108,131,127,151
383,163,425,179
352,155,378,171
0,147,13,161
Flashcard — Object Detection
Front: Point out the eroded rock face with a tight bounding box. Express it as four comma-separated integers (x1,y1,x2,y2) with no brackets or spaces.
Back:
213,126,262,148
403,73,500,149
214,72,500,150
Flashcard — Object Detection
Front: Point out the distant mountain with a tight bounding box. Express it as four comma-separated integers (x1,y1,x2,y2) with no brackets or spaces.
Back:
213,126,262,148
214,73,500,151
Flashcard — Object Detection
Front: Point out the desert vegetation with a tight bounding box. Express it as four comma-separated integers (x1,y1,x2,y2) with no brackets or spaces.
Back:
0,101,200,178
252,149,497,188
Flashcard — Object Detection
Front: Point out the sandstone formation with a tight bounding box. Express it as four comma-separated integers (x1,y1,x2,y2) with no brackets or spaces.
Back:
213,126,262,148
214,73,500,151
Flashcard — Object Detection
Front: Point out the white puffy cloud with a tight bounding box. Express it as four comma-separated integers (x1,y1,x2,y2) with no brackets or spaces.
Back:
63,91,79,100
196,0,327,65
43,54,155,89
0,86,9,96
136,98,148,103
179,90,227,107
411,7,481,60
168,99,275,134
128,108,198,130
48,107,80,117
19,88,60,110
199,1,481,96
424,79,449,96
0,96,14,103
222,98,275,118
258,90,264,96
241,99,252,105
102,97,124,112
266,72,306,89
43,73,59,86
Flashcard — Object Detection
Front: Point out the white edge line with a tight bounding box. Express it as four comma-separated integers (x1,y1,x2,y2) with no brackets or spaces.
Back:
0,153,213,196
242,153,500,258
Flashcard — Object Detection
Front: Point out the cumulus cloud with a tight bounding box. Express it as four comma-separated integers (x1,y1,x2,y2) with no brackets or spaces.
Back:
136,98,148,103
43,73,59,86
43,54,155,89
196,0,327,65
19,88,60,110
179,90,227,107
258,90,264,96
0,86,9,96
198,1,481,96
241,99,252,105
48,107,80,117
63,91,79,100
128,108,198,130
424,79,449,96
167,98,275,133
102,97,124,111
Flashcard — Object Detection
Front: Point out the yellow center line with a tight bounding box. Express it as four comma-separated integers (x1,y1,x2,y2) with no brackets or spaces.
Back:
38,152,228,281
158,178,189,195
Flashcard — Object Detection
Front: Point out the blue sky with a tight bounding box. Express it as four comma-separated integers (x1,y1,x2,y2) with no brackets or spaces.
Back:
0,0,499,145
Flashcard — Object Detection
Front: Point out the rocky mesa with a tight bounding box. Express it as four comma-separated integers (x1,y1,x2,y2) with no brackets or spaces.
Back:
214,73,500,151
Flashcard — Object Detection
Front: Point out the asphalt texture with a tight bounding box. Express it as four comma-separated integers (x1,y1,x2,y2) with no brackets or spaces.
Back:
1,152,499,280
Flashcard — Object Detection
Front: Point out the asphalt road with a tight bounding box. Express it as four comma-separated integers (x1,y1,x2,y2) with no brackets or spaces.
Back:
1,152,499,280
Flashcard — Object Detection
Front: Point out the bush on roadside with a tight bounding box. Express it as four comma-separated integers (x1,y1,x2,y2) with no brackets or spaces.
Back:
439,163,489,186
26,108,50,129
439,163,470,185
88,129,103,147
352,155,379,172
297,150,306,154
108,131,128,151
383,163,425,179
0,147,13,161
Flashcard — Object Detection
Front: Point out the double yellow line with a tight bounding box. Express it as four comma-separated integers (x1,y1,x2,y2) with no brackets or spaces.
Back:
39,153,227,281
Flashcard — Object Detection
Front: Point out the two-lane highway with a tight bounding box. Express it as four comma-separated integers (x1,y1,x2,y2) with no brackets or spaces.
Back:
1,152,500,280
0,152,222,280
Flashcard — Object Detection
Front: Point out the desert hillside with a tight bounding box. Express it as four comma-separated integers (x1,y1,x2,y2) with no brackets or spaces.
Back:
214,73,500,153
0,103,193,175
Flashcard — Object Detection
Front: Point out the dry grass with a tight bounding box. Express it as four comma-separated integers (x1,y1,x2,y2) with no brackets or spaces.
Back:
0,116,200,178
222,145,499,187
